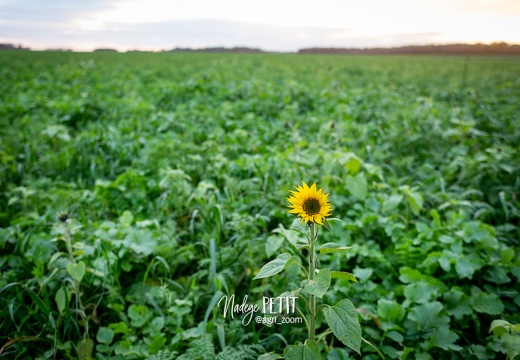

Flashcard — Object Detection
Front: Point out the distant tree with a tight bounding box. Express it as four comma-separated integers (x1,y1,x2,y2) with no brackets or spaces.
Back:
298,43,520,55
168,46,264,53
0,43,30,50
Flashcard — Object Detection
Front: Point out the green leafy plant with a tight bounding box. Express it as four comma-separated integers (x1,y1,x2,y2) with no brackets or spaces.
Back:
254,181,382,359
1,52,518,359
489,320,520,360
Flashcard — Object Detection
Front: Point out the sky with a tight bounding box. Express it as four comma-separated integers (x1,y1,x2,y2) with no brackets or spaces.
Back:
0,0,519,52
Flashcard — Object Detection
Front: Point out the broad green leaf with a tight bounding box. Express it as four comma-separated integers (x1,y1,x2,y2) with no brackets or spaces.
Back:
398,267,423,283
67,261,86,283
78,338,94,360
147,317,165,336
127,229,157,256
484,266,511,285
322,218,333,235
403,189,423,216
55,287,66,315
438,235,455,244
253,253,295,280
96,327,115,345
444,288,472,320
319,242,353,255
284,340,321,360
327,347,350,360
128,304,150,327
109,321,130,334
403,281,439,304
407,302,449,330
463,222,498,250
353,267,373,282
489,320,511,338
323,299,361,354
346,173,367,200
386,331,404,343
290,218,309,237
301,268,331,298
511,267,520,282
266,235,284,257
430,327,462,351
273,224,300,245
438,256,451,271
454,256,474,279
258,353,284,360
147,335,167,354
501,333,520,360
119,210,133,227
470,291,504,315
382,194,403,213
501,248,515,264
343,153,362,175
377,299,405,323
416,222,433,239
331,271,358,283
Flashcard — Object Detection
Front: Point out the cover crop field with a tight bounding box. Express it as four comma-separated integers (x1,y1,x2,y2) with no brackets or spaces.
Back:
0,51,519,359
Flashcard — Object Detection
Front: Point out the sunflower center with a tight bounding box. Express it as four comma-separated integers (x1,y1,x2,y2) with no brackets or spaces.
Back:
303,198,321,215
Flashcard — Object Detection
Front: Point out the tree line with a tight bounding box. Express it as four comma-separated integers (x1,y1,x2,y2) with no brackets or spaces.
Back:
298,42,520,55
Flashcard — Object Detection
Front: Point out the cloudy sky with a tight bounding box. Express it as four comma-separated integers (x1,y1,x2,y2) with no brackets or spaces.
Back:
1,0,519,51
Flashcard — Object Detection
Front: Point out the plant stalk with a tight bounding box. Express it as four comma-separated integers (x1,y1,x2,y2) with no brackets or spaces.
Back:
308,223,316,341
63,221,87,334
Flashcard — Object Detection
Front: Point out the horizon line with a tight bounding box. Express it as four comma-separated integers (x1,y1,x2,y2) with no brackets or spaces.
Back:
2,41,520,54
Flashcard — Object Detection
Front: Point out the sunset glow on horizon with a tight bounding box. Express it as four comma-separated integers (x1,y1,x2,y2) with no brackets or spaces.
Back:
1,0,519,52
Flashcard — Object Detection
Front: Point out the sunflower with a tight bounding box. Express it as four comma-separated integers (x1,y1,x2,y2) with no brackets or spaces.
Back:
287,181,332,224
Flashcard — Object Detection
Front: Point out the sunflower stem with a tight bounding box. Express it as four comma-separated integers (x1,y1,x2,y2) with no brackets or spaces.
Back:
308,222,317,341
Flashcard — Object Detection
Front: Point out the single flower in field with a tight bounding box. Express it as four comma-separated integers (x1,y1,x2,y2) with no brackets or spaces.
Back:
287,181,332,224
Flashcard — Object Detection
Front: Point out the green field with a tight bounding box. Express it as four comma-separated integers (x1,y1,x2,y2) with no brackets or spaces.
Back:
1,51,519,359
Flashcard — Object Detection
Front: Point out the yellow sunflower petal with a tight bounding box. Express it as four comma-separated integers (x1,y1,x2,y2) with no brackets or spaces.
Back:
286,181,332,225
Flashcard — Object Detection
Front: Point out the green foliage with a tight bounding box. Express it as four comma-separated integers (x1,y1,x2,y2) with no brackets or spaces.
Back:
489,320,520,360
253,253,296,280
284,340,321,359
323,299,362,354
301,268,331,298
0,51,519,359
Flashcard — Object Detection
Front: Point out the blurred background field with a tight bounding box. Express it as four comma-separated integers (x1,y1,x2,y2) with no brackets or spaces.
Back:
0,51,519,359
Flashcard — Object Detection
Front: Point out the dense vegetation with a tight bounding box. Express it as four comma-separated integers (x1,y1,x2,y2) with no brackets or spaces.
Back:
0,51,519,359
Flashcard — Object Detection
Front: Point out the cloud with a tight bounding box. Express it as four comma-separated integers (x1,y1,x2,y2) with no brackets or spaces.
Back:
1,0,517,52
0,17,447,51
0,0,121,20
118,20,356,50
445,0,520,16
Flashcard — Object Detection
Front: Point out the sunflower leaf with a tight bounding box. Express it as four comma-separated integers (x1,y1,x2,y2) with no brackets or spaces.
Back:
323,299,362,355
301,268,331,298
319,242,353,255
284,340,321,360
253,253,296,280
331,271,358,283
290,219,310,237
295,244,310,250
322,218,333,235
